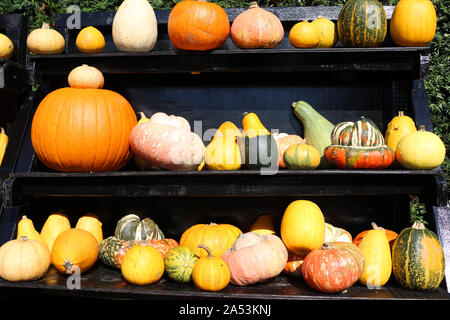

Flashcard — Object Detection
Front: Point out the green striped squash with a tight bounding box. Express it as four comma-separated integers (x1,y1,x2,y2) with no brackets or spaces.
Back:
283,143,321,170
330,117,385,147
337,0,387,47
392,222,445,290
164,246,199,283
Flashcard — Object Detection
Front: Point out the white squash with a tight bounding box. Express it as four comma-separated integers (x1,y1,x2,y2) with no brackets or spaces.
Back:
112,0,158,52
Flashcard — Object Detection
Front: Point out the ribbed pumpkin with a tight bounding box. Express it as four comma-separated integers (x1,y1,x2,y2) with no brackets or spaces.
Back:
68,64,104,89
280,200,325,255
114,214,165,241
164,246,199,283
337,0,387,47
192,244,230,291
180,223,242,258
27,23,65,55
392,222,445,290
390,0,437,47
324,117,395,169
395,125,446,170
31,67,137,172
283,143,321,170
168,0,230,51
231,2,284,49
51,228,99,274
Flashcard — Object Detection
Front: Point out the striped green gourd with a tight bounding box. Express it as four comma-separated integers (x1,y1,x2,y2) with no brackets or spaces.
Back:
283,143,321,170
337,0,387,47
392,222,445,290
164,246,199,283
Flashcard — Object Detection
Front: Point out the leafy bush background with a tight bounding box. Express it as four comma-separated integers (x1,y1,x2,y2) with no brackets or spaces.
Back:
0,0,448,188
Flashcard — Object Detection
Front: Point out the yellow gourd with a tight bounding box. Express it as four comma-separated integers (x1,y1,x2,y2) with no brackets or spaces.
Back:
40,211,71,253
242,112,270,138
0,127,8,166
16,216,44,243
311,16,338,48
289,20,320,48
0,33,14,59
213,121,242,141
205,135,241,171
280,200,325,255
121,244,164,285
192,244,230,291
75,213,103,244
385,111,417,152
396,125,446,169
358,222,392,288
249,213,276,235
76,26,105,53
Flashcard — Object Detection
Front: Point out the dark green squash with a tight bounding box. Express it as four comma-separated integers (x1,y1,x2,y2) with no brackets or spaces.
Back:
337,0,387,47
392,222,445,290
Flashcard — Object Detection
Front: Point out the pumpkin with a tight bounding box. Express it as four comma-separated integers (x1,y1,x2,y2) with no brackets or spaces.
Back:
0,236,51,282
337,0,387,47
40,211,71,253
164,246,199,283
192,244,230,291
121,244,164,285
384,111,417,152
237,112,278,171
180,222,242,258
289,20,320,48
213,121,242,141
311,16,338,48
75,213,103,244
112,0,158,52
99,237,178,269
392,222,445,290
230,2,284,49
358,222,392,288
283,143,321,170
302,242,365,293
284,251,306,278
222,232,288,286
273,133,305,168
51,228,99,274
395,125,446,170
249,213,276,235
0,33,14,59
353,224,397,248
390,0,437,47
133,112,158,171
31,67,137,172
130,112,205,171
68,64,104,89
324,117,395,169
16,215,44,243
168,0,230,51
280,200,325,255
325,223,352,243
292,101,334,168
76,26,105,53
27,22,65,55
0,127,8,166
114,214,165,241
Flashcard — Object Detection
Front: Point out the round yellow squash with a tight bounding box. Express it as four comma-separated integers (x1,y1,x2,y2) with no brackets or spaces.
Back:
192,244,230,291
76,26,105,53
0,33,14,59
289,20,320,48
121,244,164,285
311,16,338,48
280,200,325,255
384,111,417,152
396,125,445,169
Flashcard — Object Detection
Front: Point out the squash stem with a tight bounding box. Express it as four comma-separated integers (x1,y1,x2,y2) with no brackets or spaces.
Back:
197,244,214,258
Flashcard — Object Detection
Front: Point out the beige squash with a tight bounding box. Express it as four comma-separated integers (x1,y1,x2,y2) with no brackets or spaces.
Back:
75,213,103,244
112,0,158,52
27,23,65,55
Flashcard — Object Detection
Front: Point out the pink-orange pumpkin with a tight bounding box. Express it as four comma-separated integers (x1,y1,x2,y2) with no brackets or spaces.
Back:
129,112,205,171
221,232,288,286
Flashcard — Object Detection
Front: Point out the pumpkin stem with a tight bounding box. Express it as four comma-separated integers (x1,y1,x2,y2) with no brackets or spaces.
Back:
371,222,384,231
63,259,75,274
398,111,405,117
249,1,259,8
41,22,50,29
0,127,5,135
197,244,214,258
412,222,426,230
19,236,28,241
418,125,426,131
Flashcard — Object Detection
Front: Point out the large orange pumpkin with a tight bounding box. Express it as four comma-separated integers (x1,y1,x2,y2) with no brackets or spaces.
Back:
168,0,230,51
31,67,137,172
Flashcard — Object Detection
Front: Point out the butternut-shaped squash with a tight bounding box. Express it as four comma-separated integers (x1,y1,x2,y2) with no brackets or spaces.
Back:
40,211,71,253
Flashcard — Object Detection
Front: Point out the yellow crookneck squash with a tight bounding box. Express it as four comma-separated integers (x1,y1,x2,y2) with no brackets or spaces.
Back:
384,111,417,152
16,216,44,243
0,127,8,166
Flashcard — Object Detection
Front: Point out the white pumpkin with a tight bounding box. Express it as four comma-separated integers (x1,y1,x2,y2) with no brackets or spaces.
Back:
112,0,158,52
130,112,205,171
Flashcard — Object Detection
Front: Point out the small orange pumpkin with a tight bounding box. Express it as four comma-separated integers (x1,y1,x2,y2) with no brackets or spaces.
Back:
192,244,230,291
168,0,230,51
51,228,99,274
76,26,105,53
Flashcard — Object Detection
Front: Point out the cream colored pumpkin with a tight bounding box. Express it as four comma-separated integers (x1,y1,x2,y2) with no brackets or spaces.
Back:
27,23,65,55
68,64,104,89
112,0,158,52
0,236,51,282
